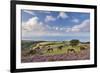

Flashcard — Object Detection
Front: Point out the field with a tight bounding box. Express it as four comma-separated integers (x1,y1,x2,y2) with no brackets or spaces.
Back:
21,40,90,63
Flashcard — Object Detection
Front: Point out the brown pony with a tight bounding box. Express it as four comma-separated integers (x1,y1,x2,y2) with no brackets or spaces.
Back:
47,46,53,52
67,48,76,54
57,46,63,50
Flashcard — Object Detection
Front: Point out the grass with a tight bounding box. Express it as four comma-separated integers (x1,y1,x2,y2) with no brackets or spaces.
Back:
21,41,89,57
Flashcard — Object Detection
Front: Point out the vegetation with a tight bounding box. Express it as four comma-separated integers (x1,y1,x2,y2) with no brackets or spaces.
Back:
21,40,90,63
70,39,80,47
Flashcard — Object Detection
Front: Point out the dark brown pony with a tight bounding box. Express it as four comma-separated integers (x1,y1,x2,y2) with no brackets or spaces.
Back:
80,46,86,50
57,46,63,50
67,48,76,54
47,46,53,52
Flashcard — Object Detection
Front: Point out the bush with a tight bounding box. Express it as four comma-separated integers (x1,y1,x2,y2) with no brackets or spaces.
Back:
28,50,37,55
70,39,80,47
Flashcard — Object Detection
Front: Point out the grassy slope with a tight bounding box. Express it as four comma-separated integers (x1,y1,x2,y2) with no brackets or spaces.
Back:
22,41,89,56
34,41,80,56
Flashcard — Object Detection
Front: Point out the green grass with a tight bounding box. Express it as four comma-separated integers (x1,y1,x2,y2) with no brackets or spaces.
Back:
22,41,87,56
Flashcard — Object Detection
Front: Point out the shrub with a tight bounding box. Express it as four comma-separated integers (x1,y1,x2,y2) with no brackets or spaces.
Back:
70,39,80,47
28,49,37,55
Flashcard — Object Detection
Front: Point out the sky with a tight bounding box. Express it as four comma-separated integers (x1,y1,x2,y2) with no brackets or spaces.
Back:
21,9,90,42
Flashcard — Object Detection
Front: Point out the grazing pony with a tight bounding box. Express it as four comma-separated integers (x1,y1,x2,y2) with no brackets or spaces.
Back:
67,48,76,54
57,46,63,50
47,46,53,52
28,46,42,55
80,46,86,50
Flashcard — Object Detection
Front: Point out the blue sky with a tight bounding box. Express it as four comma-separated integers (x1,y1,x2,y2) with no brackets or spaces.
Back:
21,9,90,42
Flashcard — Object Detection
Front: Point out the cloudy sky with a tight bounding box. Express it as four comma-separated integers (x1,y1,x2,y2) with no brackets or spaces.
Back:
21,10,90,41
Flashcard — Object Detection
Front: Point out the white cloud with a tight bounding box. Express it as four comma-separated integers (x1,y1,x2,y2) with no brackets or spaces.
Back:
23,10,35,15
72,18,79,23
39,11,51,14
65,28,72,32
65,19,90,32
72,19,90,32
22,17,62,37
57,12,68,19
71,28,80,32
22,17,47,36
55,27,59,30
45,15,56,22
22,16,90,40
59,28,63,31
45,12,68,23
